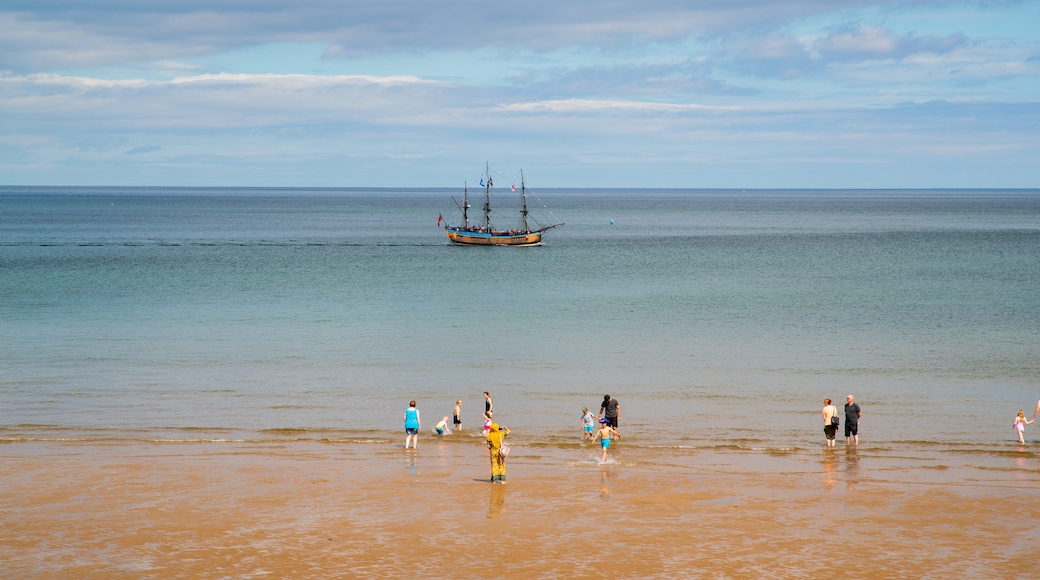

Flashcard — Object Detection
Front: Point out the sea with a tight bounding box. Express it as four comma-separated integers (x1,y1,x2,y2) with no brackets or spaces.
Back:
2,186,1039,457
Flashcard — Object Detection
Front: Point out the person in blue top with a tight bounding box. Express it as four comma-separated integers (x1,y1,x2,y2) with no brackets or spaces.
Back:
404,400,421,449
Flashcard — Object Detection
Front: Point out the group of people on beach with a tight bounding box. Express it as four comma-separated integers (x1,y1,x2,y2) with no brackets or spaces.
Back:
821,395,861,448
404,393,624,483
404,392,511,483
414,390,1038,472
822,395,1040,447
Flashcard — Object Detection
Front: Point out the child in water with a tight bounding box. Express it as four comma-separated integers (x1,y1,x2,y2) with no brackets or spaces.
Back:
1014,410,1034,444
593,418,620,464
580,407,596,441
482,411,493,436
435,417,450,436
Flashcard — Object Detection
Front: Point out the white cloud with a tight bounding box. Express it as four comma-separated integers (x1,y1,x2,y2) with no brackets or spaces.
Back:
815,27,968,60
819,27,901,56
727,26,972,79
0,72,448,131
498,98,730,114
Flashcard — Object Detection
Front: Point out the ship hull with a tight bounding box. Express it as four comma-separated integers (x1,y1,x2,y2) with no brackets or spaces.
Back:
446,229,542,246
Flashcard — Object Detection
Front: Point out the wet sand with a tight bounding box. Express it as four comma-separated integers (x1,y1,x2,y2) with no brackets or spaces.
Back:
3,438,1040,579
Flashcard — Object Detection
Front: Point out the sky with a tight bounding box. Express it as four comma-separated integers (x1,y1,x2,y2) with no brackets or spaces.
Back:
1,0,1038,188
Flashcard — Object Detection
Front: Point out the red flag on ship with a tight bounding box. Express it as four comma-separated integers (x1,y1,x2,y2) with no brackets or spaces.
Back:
437,213,443,226
511,184,517,191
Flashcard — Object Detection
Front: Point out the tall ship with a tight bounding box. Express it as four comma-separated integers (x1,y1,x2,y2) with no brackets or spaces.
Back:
441,165,563,246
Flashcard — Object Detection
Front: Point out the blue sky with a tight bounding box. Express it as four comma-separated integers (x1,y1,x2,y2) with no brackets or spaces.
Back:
1,0,1038,187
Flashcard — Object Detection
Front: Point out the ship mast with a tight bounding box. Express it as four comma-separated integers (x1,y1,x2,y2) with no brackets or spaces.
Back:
483,163,493,231
519,169,530,233
462,182,470,228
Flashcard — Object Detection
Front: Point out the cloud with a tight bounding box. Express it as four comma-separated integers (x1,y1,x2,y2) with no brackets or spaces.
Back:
1,1,924,71
511,62,759,99
497,98,731,115
1,67,1037,187
815,27,967,61
0,72,483,141
126,145,160,155
728,26,971,78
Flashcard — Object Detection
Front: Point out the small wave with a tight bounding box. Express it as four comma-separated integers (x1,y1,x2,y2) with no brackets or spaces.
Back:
976,465,1040,472
1,436,103,442
945,447,1040,458
698,444,747,451
644,445,698,449
5,424,75,431
145,438,249,443
744,446,799,453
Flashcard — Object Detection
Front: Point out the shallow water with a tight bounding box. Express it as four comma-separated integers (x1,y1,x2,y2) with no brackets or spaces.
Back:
3,437,1039,579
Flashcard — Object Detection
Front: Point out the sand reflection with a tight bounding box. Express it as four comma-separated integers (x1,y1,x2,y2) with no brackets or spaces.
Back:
843,446,860,490
488,483,506,519
406,450,419,479
823,448,839,489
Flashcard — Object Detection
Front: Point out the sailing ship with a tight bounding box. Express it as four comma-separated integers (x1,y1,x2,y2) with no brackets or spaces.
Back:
442,165,563,246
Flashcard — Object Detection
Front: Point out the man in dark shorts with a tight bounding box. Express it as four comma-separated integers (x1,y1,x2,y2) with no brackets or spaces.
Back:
844,395,862,445
599,395,620,437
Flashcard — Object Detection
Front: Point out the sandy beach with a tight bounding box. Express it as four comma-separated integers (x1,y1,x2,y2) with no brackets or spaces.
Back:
4,436,1040,579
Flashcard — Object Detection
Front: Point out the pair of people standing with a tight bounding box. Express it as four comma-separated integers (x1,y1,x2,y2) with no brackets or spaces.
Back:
822,395,861,447
479,392,512,483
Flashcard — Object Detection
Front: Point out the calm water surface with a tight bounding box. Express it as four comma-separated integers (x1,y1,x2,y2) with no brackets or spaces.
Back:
2,187,1038,455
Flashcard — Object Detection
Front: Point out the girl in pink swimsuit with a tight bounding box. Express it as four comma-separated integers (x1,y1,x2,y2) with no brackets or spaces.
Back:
1014,410,1033,444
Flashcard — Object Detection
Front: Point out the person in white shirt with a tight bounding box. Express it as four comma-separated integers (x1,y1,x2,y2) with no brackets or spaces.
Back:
822,399,839,447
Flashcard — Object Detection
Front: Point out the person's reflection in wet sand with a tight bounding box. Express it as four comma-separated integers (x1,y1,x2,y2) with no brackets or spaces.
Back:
488,483,506,519
844,445,860,490
599,466,610,500
823,448,838,489
406,453,419,481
